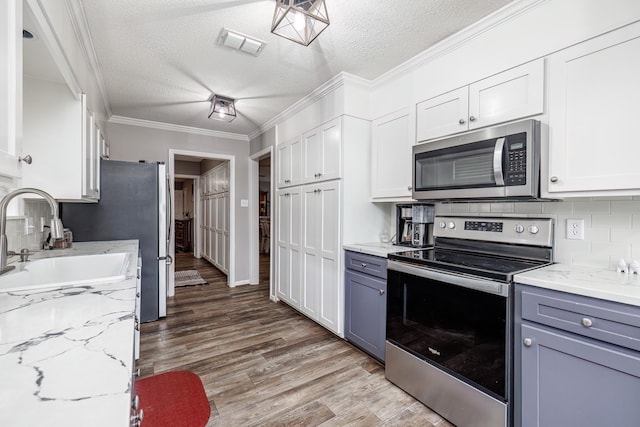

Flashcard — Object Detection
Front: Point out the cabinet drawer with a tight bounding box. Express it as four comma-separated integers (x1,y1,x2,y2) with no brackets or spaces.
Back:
345,251,387,279
519,285,640,352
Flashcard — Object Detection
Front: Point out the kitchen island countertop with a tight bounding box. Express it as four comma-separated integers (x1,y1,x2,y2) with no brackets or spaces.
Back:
0,240,139,427
515,263,640,307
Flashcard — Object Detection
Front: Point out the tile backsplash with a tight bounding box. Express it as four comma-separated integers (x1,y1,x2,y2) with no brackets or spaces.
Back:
6,200,52,251
434,198,640,269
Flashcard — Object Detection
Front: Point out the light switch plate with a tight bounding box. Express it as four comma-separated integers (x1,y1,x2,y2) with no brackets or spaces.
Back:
566,218,584,240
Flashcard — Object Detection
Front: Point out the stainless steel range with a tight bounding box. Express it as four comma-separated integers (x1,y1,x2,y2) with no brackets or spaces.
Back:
386,216,554,427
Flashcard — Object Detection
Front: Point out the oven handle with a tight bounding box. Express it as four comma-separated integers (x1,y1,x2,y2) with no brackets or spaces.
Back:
493,137,505,186
387,260,510,297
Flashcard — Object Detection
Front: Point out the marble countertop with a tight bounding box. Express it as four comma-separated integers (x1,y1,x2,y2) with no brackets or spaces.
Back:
0,240,139,427
343,242,414,258
515,263,640,307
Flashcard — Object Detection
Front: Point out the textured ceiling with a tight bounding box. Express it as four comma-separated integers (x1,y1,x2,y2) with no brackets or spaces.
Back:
78,0,513,137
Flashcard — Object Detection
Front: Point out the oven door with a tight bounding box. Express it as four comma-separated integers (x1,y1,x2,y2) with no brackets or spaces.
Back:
386,260,512,401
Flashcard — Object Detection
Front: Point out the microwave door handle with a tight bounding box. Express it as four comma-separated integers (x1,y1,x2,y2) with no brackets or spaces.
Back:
493,137,506,186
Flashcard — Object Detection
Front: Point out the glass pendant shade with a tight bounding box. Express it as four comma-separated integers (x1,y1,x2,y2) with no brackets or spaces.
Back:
271,0,329,46
208,95,236,122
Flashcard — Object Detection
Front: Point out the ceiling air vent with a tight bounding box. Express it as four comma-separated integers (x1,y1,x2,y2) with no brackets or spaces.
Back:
218,28,266,56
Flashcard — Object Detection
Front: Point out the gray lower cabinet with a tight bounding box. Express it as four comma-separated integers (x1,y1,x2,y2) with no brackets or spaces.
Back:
516,284,640,427
345,250,387,362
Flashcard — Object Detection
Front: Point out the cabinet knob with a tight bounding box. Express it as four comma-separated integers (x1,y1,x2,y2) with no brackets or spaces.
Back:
407,186,412,191
379,289,385,295
19,155,33,165
458,119,466,125
581,317,593,327
131,409,144,427
523,338,533,347
134,316,140,331
550,176,559,183
469,115,476,122
361,262,367,268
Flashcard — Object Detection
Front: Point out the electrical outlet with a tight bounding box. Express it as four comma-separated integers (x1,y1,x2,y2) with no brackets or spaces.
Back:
566,218,584,240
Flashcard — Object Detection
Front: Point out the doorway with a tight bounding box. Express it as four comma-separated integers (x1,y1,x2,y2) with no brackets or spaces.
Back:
258,156,271,287
168,150,235,297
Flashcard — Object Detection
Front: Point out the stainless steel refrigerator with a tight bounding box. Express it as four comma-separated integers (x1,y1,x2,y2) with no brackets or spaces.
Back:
61,159,169,322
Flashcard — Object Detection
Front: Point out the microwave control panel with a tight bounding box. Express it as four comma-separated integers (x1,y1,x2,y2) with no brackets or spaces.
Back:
505,132,527,185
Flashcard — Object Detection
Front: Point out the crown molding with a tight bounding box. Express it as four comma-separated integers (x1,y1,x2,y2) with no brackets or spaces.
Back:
109,115,250,142
373,0,547,87
65,0,112,118
249,71,372,140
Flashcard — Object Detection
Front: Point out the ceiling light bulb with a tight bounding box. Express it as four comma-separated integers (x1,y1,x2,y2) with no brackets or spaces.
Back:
292,10,306,32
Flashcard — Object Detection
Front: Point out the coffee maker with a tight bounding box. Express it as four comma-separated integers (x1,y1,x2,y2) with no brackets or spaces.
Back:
396,203,434,247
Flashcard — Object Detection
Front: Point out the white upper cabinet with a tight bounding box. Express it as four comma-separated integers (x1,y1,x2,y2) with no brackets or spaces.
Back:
468,59,544,130
371,108,414,201
416,87,469,142
416,59,544,142
545,22,640,197
22,78,99,201
302,118,342,184
0,0,22,180
276,136,301,188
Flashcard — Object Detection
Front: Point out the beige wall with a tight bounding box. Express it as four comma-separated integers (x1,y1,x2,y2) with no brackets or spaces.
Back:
106,122,251,284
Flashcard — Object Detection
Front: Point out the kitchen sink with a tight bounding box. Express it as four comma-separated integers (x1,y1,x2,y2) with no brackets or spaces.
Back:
0,252,129,293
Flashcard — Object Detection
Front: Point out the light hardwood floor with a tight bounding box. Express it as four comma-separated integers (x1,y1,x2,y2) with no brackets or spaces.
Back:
139,253,452,426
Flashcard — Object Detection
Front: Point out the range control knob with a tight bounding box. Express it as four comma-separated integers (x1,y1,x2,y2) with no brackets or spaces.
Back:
529,225,540,234
448,222,456,229
514,224,525,233
438,221,446,229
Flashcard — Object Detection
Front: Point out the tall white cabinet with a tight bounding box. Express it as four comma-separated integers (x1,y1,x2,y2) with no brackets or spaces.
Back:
201,162,230,274
275,114,385,337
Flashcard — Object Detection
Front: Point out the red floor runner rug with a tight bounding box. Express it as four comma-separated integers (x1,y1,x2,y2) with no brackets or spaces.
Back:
136,371,211,427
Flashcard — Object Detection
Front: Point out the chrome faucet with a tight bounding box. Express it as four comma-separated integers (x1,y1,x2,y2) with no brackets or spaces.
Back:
0,188,64,275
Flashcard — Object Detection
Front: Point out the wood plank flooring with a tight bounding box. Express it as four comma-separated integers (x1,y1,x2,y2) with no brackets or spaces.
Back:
139,253,452,426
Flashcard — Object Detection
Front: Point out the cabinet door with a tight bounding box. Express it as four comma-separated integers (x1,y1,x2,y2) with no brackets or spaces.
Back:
416,87,468,142
345,270,386,361
316,181,340,332
275,188,302,307
546,24,640,196
520,323,640,427
276,137,301,187
301,185,321,319
302,118,342,183
468,59,544,130
0,0,21,180
301,181,341,333
371,109,413,200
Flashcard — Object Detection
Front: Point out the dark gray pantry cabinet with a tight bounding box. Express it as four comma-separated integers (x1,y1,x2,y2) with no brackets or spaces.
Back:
515,284,640,427
344,251,387,362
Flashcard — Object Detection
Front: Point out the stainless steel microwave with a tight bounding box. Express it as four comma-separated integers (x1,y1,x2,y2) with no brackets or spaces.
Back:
412,119,540,201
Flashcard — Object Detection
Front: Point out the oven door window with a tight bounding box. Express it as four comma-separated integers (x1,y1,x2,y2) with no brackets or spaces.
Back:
415,139,498,191
386,269,508,400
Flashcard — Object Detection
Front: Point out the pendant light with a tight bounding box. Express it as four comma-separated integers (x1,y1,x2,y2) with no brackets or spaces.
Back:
271,0,329,46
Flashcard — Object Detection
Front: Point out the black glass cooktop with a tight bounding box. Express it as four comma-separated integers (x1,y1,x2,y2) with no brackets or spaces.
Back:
388,248,551,282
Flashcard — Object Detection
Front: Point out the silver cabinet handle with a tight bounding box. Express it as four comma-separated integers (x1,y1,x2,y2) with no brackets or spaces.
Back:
134,317,140,331
458,119,466,125
550,176,558,183
361,262,367,268
18,155,32,164
523,338,533,347
131,409,144,427
581,318,593,327
379,289,385,295
132,394,140,410
469,115,476,122
407,186,412,191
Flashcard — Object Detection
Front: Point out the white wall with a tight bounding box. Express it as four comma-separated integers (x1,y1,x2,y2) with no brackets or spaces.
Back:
106,121,251,284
